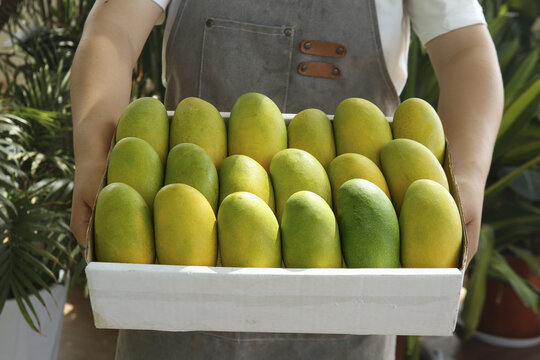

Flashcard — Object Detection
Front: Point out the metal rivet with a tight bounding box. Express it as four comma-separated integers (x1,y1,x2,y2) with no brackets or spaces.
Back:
332,68,340,76
336,47,344,55
206,19,214,27
304,42,312,49
284,28,293,37
301,64,308,72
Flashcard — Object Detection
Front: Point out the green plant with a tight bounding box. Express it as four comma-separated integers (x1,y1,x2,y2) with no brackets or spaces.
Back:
0,0,166,333
0,1,86,333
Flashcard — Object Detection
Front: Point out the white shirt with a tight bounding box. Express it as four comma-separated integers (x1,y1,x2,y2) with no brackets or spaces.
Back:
151,0,485,96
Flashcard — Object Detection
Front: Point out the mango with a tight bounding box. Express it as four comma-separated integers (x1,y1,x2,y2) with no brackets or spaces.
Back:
94,183,155,264
165,143,218,213
228,92,287,172
392,98,445,163
288,108,336,169
219,154,274,211
218,192,281,267
154,184,217,266
107,137,163,210
270,148,332,223
380,138,449,213
281,191,341,268
327,153,390,209
400,179,462,268
336,179,400,268
170,97,227,168
333,98,392,168
116,97,169,165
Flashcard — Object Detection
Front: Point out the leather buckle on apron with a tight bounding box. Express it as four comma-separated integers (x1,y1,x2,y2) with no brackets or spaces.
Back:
300,40,347,58
297,62,341,79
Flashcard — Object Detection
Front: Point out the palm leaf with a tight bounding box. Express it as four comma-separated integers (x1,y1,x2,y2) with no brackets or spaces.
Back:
11,280,41,333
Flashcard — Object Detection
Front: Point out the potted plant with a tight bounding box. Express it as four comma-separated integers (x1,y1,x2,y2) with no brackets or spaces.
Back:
0,2,88,358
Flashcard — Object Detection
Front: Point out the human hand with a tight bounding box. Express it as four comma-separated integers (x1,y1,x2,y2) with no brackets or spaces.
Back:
452,169,486,269
70,159,107,249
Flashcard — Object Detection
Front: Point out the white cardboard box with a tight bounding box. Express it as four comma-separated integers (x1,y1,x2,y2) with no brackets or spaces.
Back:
85,112,467,336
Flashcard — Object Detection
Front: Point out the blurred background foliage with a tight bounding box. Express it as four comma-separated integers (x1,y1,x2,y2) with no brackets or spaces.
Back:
0,0,538,338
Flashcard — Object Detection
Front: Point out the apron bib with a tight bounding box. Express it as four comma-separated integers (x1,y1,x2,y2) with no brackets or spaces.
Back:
116,1,398,358
163,0,398,115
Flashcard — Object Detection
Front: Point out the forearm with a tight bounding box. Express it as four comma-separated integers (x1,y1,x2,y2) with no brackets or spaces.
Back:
71,25,136,169
71,0,162,167
434,39,502,188
427,24,504,259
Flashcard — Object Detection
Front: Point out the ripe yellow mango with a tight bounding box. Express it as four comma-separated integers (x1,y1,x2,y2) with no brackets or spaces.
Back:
270,148,332,223
228,92,287,172
327,153,390,209
381,139,449,214
154,184,217,266
170,97,227,168
400,179,462,268
336,179,400,268
116,97,169,165
165,143,218,213
94,183,155,264
218,192,281,267
288,108,336,169
392,98,446,163
281,191,341,268
107,137,163,210
333,98,392,168
219,154,275,211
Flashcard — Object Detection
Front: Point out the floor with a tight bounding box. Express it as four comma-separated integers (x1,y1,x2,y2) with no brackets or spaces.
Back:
57,285,540,360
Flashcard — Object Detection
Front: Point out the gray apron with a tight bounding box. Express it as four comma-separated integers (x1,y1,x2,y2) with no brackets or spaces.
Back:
116,0,398,358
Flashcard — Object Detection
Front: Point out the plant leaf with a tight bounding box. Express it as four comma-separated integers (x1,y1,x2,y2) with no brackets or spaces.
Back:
489,252,539,313
508,246,540,277
484,154,540,204
494,78,540,159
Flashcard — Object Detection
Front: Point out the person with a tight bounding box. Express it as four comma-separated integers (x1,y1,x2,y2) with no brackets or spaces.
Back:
70,0,503,359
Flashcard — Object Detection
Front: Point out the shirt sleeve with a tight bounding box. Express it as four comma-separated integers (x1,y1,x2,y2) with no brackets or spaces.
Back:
151,0,170,25
406,0,486,45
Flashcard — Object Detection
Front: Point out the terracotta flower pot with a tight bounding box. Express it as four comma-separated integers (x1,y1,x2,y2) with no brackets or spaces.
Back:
477,256,540,339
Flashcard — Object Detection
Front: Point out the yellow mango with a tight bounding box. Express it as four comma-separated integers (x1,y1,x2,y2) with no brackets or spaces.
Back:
327,153,390,209
380,139,449,213
228,92,287,172
165,143,218,213
400,179,462,268
94,183,155,264
392,98,446,163
270,148,332,223
288,108,336,169
107,137,163,210
116,97,169,165
333,98,392,168
170,97,227,168
154,184,217,266
218,192,281,267
219,154,274,211
281,191,341,268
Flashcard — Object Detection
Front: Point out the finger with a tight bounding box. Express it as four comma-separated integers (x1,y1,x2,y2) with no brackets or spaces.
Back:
465,218,481,268
70,201,92,248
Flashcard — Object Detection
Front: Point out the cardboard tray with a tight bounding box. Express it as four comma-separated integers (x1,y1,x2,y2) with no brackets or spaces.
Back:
85,112,468,336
